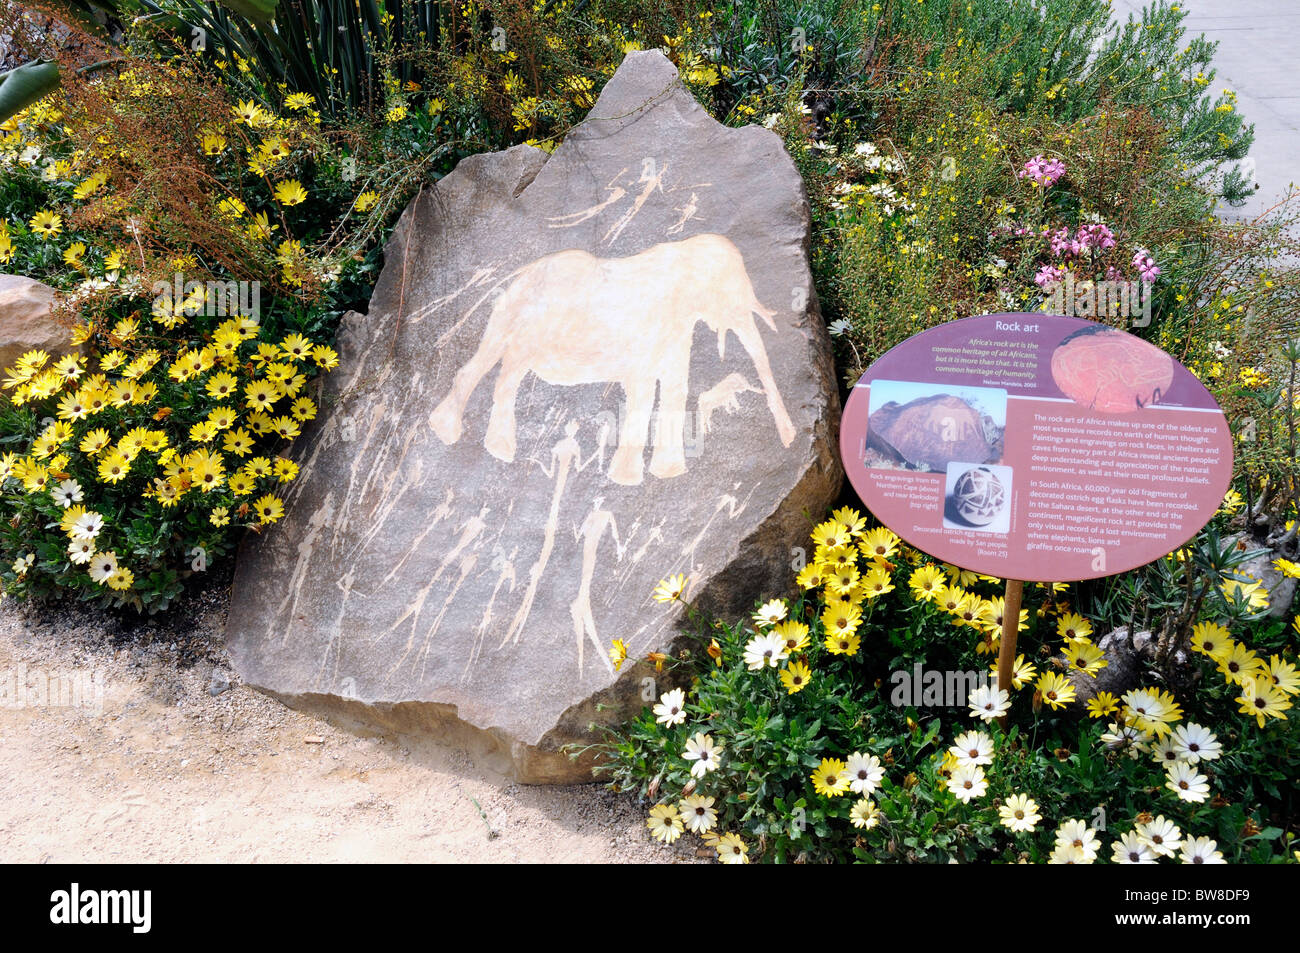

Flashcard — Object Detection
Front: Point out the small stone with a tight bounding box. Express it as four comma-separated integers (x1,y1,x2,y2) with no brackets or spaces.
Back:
208,671,232,697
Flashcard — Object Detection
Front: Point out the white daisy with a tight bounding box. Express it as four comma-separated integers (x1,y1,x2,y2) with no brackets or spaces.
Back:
652,688,687,727
1171,722,1221,763
682,732,722,779
677,794,717,834
967,683,1011,722
849,797,880,829
87,550,118,583
998,793,1041,833
1180,836,1226,864
1100,720,1151,755
949,730,995,767
67,538,95,564
1150,735,1182,766
1055,819,1100,862
1047,842,1092,864
751,599,787,628
845,751,884,795
1112,830,1158,864
70,511,104,540
742,631,787,670
946,763,987,803
1137,815,1182,858
51,478,83,508
1166,762,1210,803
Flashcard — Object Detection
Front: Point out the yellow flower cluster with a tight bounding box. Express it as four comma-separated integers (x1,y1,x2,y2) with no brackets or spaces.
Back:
0,321,338,597
1189,621,1296,728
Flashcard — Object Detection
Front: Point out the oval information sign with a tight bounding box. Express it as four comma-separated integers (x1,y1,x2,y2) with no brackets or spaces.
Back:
841,313,1234,582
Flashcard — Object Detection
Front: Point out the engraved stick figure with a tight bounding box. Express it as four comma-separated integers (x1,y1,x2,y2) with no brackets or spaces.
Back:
667,191,701,234
501,421,587,647
547,168,630,226
603,159,667,244
412,551,478,679
391,504,487,640
465,546,518,678
569,496,625,676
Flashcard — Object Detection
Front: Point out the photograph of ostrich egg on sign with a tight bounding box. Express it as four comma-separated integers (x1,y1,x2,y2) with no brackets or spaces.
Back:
943,463,1013,534
840,313,1234,582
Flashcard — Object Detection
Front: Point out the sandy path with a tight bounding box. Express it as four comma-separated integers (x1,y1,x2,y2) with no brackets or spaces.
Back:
0,586,690,864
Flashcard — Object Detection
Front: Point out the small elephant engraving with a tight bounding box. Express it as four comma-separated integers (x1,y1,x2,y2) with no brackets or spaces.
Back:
429,233,796,485
698,372,761,436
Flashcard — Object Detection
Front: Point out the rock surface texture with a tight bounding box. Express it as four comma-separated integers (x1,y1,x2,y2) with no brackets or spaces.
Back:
225,51,841,782
0,274,74,373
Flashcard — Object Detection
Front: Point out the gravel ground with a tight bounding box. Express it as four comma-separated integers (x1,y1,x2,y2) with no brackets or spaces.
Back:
0,571,697,863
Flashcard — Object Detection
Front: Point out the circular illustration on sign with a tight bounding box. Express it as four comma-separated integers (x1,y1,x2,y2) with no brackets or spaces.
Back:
864,380,1006,471
943,463,1012,534
1049,325,1174,413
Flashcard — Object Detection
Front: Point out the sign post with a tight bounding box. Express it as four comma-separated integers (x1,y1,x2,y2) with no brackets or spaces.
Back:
996,579,1023,726
839,313,1235,720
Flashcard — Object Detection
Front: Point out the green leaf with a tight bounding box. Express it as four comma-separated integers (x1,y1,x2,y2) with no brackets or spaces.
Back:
0,61,62,124
220,0,277,24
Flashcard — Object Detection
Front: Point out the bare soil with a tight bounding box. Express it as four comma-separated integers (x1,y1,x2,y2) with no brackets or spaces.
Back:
0,576,694,863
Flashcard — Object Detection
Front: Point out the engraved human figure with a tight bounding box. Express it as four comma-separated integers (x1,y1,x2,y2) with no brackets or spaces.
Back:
569,496,626,676
667,191,701,234
466,545,518,676
500,421,589,647
390,504,488,641
547,168,629,227
603,158,667,243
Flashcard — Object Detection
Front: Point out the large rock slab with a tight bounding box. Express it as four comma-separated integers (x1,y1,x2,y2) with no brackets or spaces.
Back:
0,274,74,373
225,50,841,782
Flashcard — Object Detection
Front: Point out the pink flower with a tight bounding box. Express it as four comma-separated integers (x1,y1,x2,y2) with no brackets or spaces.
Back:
1049,226,1072,256
1132,248,1161,282
1035,264,1065,287
1078,223,1116,252
1019,154,1066,188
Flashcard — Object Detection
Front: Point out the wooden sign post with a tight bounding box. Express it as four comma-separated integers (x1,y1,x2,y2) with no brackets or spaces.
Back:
995,578,1024,727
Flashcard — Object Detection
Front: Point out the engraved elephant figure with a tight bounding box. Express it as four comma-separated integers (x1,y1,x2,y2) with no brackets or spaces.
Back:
428,233,797,485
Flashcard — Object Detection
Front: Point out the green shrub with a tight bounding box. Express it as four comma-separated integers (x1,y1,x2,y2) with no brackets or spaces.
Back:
598,505,1299,863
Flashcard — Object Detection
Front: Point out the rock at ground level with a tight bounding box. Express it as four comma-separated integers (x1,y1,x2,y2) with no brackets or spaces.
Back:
1225,532,1297,619
225,50,841,783
0,274,76,373
1065,626,1153,711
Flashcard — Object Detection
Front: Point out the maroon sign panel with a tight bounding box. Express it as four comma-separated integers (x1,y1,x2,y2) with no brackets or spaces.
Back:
841,313,1234,582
